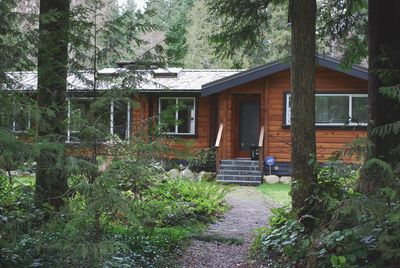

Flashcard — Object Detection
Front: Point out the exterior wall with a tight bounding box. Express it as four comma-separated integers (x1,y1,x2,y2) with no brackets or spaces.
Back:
218,79,266,160
131,94,212,155
265,67,367,162
131,66,367,163
132,96,150,135
217,66,368,163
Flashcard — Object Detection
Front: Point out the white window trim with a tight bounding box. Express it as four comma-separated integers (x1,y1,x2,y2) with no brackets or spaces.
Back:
158,97,196,135
67,98,131,143
110,99,131,140
11,102,31,133
285,93,368,126
286,94,291,126
67,97,89,143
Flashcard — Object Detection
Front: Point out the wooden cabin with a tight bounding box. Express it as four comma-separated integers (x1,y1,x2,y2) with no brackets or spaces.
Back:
134,56,368,184
2,56,368,184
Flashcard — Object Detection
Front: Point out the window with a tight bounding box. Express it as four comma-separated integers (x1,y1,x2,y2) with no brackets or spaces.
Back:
67,98,91,142
159,97,196,135
285,93,368,126
0,108,13,130
67,98,131,142
110,99,131,140
0,100,31,132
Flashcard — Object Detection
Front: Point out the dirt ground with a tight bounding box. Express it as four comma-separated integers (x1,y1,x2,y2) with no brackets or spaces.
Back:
177,186,276,268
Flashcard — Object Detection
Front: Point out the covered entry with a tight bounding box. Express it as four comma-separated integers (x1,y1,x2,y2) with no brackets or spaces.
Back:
234,95,260,158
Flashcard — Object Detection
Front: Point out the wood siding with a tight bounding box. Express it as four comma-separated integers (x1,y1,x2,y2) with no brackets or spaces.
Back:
131,66,367,163
218,67,367,162
131,94,213,155
218,79,266,160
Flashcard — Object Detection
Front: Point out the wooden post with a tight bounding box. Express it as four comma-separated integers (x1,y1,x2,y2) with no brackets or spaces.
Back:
215,124,223,171
258,126,265,171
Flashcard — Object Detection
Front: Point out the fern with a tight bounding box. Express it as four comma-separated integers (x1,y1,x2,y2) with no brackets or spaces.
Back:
379,84,400,102
371,121,400,137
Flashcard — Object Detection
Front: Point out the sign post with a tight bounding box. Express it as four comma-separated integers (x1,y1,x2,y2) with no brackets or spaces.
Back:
265,156,276,175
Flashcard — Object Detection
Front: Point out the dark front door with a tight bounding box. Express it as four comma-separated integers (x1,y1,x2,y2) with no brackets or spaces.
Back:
235,95,260,158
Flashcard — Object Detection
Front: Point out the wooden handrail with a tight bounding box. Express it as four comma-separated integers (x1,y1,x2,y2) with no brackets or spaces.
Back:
215,124,223,147
258,126,265,172
215,124,223,171
258,126,265,147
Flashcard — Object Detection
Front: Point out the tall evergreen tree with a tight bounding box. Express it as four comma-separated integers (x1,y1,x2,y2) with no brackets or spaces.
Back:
0,0,17,83
35,0,70,210
208,0,321,227
164,0,194,66
288,0,318,226
145,0,170,30
185,0,222,68
0,0,34,81
185,0,252,68
368,0,400,170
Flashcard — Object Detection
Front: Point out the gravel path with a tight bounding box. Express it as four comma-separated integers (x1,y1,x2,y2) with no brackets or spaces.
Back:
177,186,276,268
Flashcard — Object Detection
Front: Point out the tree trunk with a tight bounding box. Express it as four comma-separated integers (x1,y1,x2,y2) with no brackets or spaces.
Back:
368,0,400,168
35,0,70,210
289,0,318,226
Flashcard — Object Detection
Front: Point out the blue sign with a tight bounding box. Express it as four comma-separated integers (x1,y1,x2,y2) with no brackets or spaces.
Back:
265,156,276,166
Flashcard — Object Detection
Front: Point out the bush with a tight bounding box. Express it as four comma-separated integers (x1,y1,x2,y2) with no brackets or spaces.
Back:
0,172,228,268
139,179,229,226
358,158,398,194
252,207,308,267
252,160,400,267
188,148,216,172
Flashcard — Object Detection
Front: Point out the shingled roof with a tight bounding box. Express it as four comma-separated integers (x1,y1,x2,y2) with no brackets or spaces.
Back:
2,56,368,95
3,68,240,93
201,55,368,96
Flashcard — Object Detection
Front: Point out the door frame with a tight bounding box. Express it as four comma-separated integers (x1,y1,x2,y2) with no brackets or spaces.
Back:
233,94,261,158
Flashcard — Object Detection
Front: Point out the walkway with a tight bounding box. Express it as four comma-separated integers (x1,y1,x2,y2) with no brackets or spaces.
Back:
178,186,275,268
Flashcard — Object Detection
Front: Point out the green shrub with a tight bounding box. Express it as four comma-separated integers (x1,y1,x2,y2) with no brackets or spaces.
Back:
251,207,308,267
139,179,229,226
315,161,361,221
188,148,216,172
358,158,398,195
1,160,228,268
252,160,400,267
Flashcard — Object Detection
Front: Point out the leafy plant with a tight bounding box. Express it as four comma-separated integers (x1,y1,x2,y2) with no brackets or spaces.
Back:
251,207,308,267
188,147,216,172
139,179,229,227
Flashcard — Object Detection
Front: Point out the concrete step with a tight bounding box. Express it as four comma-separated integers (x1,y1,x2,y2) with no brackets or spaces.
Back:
216,179,261,186
217,158,262,185
218,169,263,176
219,164,260,171
216,174,262,182
221,159,259,166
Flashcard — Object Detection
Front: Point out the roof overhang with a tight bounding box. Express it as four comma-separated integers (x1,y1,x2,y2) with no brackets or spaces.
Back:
201,56,368,96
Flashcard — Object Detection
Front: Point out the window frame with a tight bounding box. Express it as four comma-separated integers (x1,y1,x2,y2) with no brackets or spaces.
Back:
284,93,368,127
0,101,31,133
12,103,31,133
158,96,196,136
67,97,131,143
110,99,131,140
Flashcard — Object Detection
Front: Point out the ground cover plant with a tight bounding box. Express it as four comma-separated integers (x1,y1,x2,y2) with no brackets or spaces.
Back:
251,161,400,267
0,169,229,267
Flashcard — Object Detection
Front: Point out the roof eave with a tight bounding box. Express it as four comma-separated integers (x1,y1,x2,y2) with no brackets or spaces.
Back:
201,56,368,97
139,89,201,94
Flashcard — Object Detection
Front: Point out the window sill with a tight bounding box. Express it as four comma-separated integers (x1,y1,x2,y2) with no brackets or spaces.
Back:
161,133,198,139
282,124,367,130
66,140,130,145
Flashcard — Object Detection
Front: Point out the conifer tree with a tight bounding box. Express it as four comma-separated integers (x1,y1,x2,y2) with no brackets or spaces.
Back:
367,0,400,173
208,0,320,227
288,0,318,227
35,0,70,210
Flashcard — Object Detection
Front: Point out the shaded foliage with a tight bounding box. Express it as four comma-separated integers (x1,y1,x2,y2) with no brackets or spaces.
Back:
253,161,400,267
